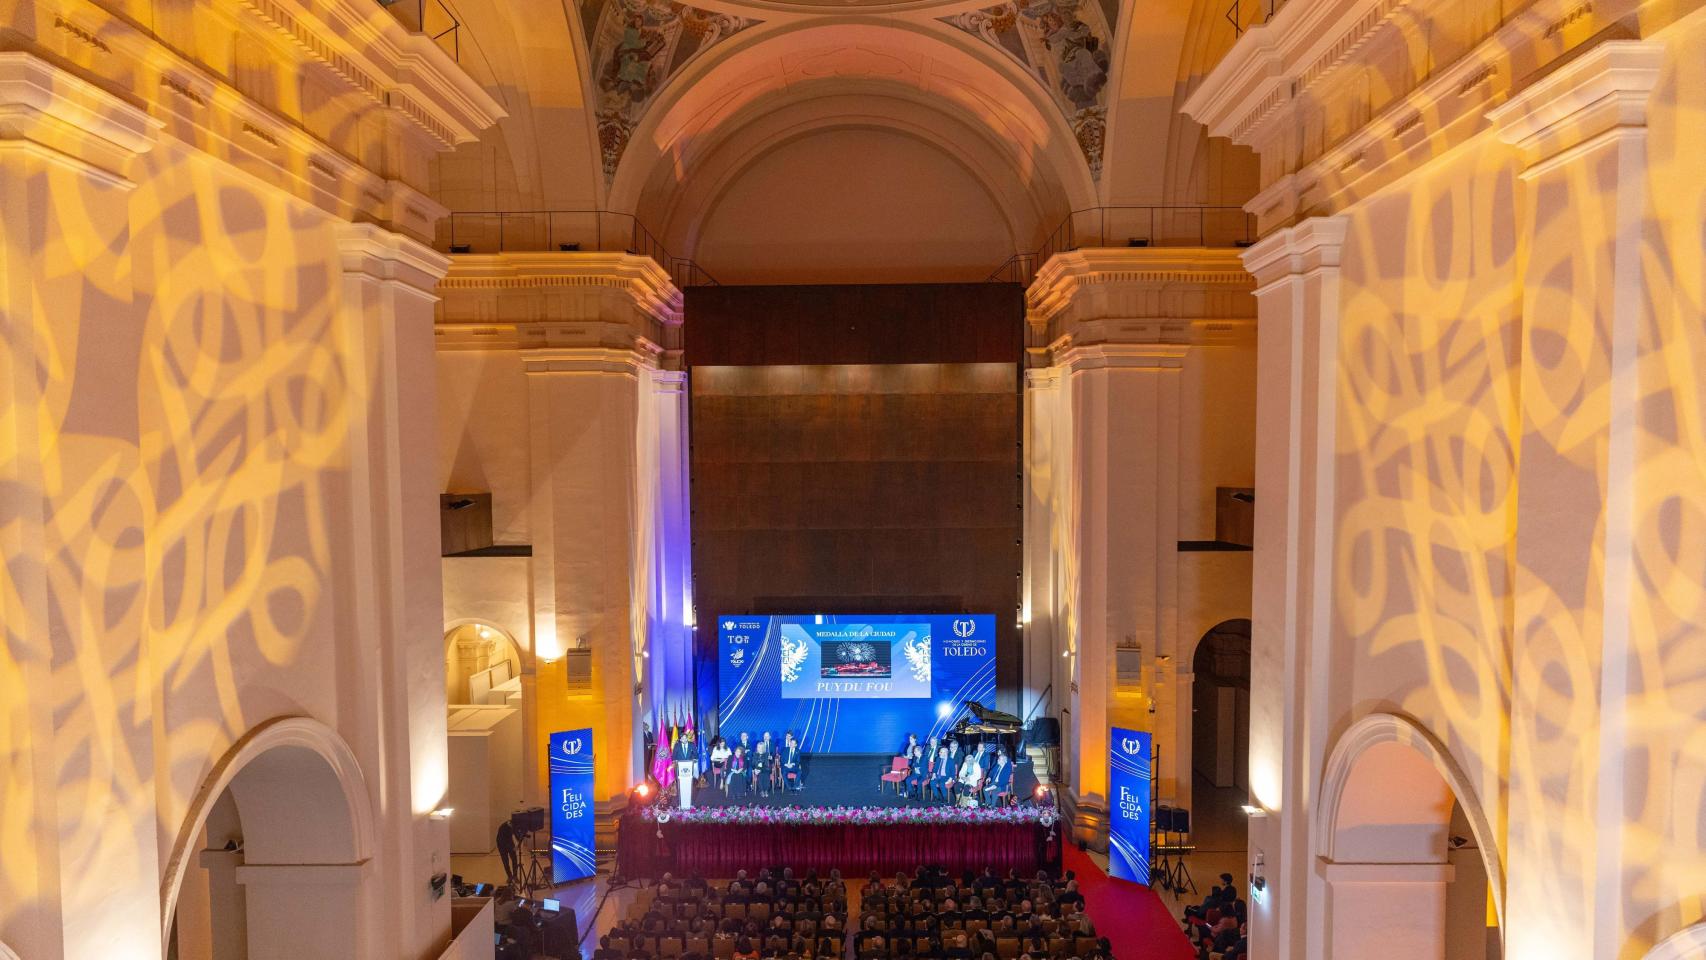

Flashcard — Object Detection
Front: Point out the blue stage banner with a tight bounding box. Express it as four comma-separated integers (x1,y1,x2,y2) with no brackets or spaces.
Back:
1108,727,1152,884
549,728,596,883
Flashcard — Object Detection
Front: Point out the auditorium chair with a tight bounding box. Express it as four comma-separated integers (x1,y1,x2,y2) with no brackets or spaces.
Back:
880,757,910,794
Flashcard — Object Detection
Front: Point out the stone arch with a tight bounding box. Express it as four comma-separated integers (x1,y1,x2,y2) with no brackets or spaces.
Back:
610,18,1098,230
1315,713,1505,941
1648,923,1706,960
160,716,375,959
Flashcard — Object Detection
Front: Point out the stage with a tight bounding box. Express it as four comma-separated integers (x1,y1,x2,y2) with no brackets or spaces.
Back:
619,753,1059,878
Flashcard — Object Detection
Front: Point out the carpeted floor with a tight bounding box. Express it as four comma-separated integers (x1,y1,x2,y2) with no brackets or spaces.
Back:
1065,844,1195,960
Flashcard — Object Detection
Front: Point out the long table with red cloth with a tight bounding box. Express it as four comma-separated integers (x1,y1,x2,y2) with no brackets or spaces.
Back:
618,814,1060,878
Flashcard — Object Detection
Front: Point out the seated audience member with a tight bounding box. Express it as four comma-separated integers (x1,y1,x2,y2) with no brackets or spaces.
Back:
732,939,759,960
594,935,624,960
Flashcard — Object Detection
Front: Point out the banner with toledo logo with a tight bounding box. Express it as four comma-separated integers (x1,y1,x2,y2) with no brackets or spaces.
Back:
549,728,596,883
1107,727,1152,884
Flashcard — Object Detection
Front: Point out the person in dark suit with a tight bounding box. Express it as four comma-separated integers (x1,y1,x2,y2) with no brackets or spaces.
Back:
981,749,1014,804
903,745,928,798
929,746,955,802
781,732,804,791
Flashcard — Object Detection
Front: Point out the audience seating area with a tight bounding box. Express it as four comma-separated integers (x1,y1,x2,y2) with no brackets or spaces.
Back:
855,866,1109,960
591,866,1114,960
1177,875,1247,960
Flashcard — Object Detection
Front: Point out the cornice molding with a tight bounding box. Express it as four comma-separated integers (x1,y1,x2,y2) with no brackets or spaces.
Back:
1488,39,1662,168
438,252,684,322
235,0,504,147
1241,216,1348,289
0,52,158,187
436,253,686,360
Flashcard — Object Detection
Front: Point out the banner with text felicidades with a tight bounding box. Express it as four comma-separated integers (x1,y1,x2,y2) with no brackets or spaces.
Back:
549,728,596,883
1108,727,1152,884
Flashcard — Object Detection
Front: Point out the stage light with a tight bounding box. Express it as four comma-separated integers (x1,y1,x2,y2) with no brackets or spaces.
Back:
1240,804,1266,817
1033,785,1049,799
936,702,953,718
431,806,455,820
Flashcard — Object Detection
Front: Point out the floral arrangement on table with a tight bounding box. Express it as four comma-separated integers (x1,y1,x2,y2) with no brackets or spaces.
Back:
644,803,1058,828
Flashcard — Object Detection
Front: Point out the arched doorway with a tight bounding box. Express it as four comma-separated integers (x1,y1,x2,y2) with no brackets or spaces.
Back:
1177,619,1251,910
1316,714,1503,960
444,621,522,705
1191,619,1250,790
163,717,375,960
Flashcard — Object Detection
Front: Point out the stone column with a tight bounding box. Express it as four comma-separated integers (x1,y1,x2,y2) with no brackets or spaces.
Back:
1240,217,1347,960
1487,40,1662,960
0,52,159,959
439,253,686,809
334,223,453,959
1023,248,1254,845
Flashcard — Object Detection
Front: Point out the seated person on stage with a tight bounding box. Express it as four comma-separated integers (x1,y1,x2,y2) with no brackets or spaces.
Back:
780,732,804,791
751,732,774,796
928,746,955,801
903,745,928,797
957,750,983,800
902,732,920,759
709,736,731,787
727,746,748,795
981,748,1014,804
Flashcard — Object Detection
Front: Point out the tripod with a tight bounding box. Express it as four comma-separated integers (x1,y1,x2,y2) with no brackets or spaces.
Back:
515,828,551,897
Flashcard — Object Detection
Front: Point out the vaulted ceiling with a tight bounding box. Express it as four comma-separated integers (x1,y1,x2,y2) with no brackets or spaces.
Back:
432,0,1257,281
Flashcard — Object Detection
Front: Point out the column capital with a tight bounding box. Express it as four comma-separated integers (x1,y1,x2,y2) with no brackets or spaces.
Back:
1240,216,1348,291
1025,247,1255,367
1489,40,1663,171
335,222,452,297
436,252,684,359
0,52,157,187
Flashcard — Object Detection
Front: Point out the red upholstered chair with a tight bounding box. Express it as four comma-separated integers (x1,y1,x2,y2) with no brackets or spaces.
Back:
880,757,910,793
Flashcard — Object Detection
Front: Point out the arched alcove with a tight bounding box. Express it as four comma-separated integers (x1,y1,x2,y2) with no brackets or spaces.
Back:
162,717,375,960
445,620,523,705
1316,713,1503,960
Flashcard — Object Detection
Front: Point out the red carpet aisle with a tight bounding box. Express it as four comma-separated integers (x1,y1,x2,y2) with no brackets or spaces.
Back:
1064,844,1195,960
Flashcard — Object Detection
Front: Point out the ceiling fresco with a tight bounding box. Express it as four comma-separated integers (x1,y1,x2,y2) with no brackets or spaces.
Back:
940,0,1115,178
582,0,762,179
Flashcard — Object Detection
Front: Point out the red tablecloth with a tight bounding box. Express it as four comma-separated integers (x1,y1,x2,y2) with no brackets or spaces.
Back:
618,816,1060,879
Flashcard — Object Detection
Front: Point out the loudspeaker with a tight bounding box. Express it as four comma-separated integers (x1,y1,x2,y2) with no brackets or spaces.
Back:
1027,718,1060,747
1155,806,1190,834
541,908,580,957
510,806,545,835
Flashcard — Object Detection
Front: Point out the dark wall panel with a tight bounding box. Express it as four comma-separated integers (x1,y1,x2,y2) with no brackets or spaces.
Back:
685,283,1024,366
687,285,1024,712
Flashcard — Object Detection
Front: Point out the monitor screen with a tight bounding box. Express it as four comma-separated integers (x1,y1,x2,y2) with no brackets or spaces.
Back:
717,614,995,753
542,898,561,912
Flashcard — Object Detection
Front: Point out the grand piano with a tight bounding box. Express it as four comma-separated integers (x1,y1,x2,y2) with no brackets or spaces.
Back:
952,701,1025,757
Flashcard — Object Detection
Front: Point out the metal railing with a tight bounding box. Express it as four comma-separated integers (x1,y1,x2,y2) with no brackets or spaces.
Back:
985,205,1257,283
1224,0,1287,39
378,0,461,62
441,210,719,287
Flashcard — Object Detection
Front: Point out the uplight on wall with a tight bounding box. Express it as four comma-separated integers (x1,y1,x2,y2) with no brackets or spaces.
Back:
430,806,455,820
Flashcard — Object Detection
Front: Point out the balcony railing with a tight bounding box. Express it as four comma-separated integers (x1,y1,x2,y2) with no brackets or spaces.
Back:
378,0,461,62
1224,0,1288,39
985,206,1257,284
441,210,719,288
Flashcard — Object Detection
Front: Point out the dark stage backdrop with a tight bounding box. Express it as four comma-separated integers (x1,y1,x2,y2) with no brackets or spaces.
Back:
686,283,1024,724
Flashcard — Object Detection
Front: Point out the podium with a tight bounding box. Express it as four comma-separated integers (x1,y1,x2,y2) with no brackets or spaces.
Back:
676,760,696,809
